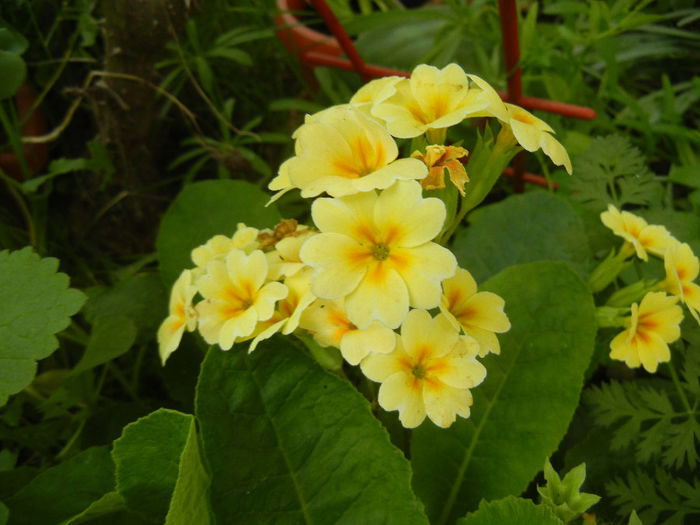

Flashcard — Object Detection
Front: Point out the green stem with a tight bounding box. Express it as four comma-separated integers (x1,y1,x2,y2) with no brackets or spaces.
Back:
107,363,139,401
0,103,31,179
1,171,36,246
667,358,692,415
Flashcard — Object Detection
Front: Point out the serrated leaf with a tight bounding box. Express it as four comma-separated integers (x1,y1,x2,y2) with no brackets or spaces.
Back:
156,180,280,286
112,408,202,523
457,496,564,525
569,135,662,211
195,337,429,524
411,262,597,524
4,447,115,525
0,248,86,406
452,192,591,283
72,316,137,374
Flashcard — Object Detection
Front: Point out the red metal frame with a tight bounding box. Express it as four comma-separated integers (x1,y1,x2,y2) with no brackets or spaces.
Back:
279,0,596,189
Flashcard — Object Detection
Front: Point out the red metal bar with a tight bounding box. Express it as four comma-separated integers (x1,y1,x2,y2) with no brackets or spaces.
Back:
498,0,522,104
303,51,410,79
309,0,372,83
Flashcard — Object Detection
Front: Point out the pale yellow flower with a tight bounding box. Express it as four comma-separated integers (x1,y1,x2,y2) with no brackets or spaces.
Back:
600,205,674,261
361,309,486,428
267,105,426,200
299,297,396,365
501,103,572,175
663,241,700,323
248,268,316,353
299,180,457,329
157,269,198,365
191,223,260,275
370,63,492,139
350,76,402,115
609,291,683,373
195,249,288,350
440,267,511,357
411,145,470,196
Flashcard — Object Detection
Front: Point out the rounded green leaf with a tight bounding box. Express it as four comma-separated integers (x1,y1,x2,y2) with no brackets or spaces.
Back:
0,248,86,406
458,496,564,525
0,50,25,100
156,180,280,286
411,261,597,524
452,192,592,283
195,338,429,524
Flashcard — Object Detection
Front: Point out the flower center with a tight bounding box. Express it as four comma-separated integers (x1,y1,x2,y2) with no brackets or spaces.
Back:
412,363,427,379
371,242,390,261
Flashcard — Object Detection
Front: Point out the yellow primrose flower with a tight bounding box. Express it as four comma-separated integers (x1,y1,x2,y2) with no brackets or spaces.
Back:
157,269,198,365
299,180,457,329
195,249,288,350
663,241,700,323
600,205,674,261
500,103,572,175
360,309,486,428
350,75,402,115
267,106,426,200
609,291,683,373
370,63,491,140
411,145,470,196
299,297,396,365
248,268,316,353
440,267,511,357
191,223,260,274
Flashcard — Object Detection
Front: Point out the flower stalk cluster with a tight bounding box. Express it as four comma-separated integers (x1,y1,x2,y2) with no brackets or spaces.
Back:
158,63,574,429
593,204,700,373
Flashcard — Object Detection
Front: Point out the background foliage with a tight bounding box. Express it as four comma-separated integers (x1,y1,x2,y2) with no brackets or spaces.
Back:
0,0,699,524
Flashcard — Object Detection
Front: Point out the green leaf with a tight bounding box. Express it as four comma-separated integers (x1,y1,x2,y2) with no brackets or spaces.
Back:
607,468,700,524
0,50,25,99
59,492,127,525
72,316,137,374
452,192,592,283
195,337,429,524
0,20,29,54
0,248,86,406
0,502,7,525
164,412,211,525
156,180,280,286
4,447,115,525
411,262,597,524
83,273,167,344
457,496,564,525
112,408,205,523
568,135,662,211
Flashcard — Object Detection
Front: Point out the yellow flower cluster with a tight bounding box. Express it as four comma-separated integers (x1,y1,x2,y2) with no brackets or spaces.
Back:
600,204,699,372
158,63,576,428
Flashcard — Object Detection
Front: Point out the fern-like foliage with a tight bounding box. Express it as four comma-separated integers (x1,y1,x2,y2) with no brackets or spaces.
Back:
584,348,700,471
606,468,700,525
569,135,663,211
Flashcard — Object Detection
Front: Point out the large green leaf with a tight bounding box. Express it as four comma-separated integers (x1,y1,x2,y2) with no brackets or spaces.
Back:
112,408,209,524
411,261,597,524
83,273,167,344
0,248,86,406
195,338,429,524
457,496,563,525
72,316,137,374
4,447,115,525
156,180,280,286
451,191,592,283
